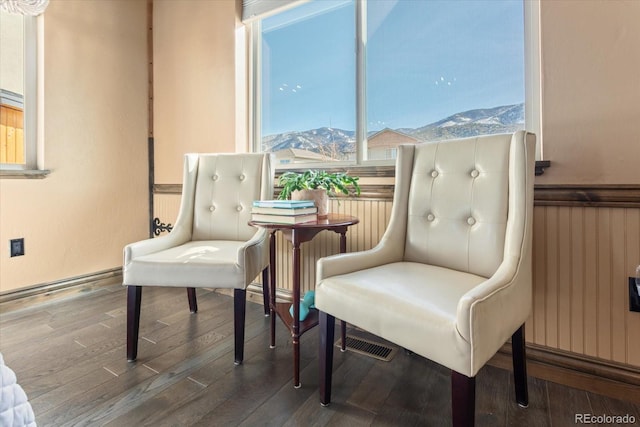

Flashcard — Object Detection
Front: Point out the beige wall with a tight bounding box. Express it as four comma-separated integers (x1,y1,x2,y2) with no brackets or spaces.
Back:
538,0,640,185
0,0,149,293
153,0,238,184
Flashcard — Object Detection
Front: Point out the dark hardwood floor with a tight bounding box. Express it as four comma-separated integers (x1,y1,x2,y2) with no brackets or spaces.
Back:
1,282,639,427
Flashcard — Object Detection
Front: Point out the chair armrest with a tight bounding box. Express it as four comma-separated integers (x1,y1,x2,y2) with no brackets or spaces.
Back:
317,240,403,282
123,226,191,265
456,256,532,373
237,227,270,285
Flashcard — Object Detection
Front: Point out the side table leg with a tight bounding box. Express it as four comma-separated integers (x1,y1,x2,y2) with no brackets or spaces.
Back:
339,231,348,351
292,230,301,388
261,268,269,316
270,231,277,349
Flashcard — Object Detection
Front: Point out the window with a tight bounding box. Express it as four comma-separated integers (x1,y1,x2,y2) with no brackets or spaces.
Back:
257,1,356,165
251,0,539,167
0,11,39,173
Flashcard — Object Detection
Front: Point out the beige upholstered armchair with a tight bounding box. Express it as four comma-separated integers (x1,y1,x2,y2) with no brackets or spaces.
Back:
316,131,535,426
123,153,274,365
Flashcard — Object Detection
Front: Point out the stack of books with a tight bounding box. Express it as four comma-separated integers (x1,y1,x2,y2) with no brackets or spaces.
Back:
251,200,318,224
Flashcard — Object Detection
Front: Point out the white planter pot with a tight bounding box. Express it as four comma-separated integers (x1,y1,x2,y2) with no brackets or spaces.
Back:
291,189,329,218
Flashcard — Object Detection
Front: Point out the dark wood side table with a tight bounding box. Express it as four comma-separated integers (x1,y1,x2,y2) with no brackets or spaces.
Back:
249,213,359,388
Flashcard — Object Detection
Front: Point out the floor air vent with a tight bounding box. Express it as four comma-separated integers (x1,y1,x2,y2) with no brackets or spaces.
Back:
336,335,397,362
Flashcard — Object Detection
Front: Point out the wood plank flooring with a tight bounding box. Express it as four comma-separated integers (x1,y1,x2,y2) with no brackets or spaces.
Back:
1,282,639,427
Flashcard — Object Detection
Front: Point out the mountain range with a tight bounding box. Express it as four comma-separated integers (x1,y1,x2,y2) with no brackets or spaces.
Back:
263,103,524,159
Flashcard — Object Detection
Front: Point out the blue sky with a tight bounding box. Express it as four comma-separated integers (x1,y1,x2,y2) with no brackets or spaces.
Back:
261,0,524,136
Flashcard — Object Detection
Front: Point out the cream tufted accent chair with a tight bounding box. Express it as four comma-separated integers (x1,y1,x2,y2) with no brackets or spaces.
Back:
123,153,274,365
316,131,535,426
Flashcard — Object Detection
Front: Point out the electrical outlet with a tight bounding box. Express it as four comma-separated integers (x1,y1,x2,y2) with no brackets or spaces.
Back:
10,238,24,257
630,277,640,313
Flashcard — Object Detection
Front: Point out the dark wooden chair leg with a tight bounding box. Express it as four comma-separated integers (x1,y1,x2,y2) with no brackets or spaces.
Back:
340,320,347,351
512,324,529,407
261,267,270,316
126,285,142,362
187,287,198,313
234,288,247,365
319,311,335,406
451,371,475,427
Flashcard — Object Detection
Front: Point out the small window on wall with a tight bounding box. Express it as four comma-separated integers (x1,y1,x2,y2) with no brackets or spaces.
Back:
0,11,38,172
250,0,539,167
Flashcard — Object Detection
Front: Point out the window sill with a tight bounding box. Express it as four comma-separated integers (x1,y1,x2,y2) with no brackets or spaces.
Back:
0,169,51,179
275,164,396,178
276,161,550,177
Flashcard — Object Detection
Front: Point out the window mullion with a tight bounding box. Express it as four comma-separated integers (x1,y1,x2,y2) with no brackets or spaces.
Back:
524,0,542,160
250,20,262,154
355,0,366,164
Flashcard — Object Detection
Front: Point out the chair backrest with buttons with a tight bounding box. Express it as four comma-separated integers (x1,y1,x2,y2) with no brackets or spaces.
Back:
187,153,273,242
402,131,533,278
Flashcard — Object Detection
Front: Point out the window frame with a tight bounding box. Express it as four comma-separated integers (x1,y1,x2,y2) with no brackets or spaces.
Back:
0,13,47,178
249,0,542,169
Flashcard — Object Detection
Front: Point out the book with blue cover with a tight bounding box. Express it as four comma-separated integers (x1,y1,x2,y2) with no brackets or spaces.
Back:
253,200,316,209
252,206,317,216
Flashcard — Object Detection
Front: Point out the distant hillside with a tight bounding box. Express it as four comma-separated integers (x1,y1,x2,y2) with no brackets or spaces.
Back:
263,103,524,158
409,103,524,141
263,127,355,160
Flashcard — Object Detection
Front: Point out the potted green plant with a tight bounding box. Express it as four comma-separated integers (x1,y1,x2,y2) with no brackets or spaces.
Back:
277,170,361,217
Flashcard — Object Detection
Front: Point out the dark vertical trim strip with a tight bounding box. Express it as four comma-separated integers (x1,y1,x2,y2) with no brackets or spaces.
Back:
148,0,154,136
147,0,155,237
148,137,155,237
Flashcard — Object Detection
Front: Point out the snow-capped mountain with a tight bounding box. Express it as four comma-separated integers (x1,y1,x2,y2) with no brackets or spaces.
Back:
408,103,524,141
263,127,355,158
262,103,524,157
426,104,524,129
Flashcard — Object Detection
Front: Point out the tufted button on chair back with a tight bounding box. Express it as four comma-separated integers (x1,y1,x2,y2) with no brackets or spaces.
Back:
405,134,511,278
192,154,269,242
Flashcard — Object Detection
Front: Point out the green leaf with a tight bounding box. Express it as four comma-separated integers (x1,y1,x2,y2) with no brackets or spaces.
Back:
276,169,361,200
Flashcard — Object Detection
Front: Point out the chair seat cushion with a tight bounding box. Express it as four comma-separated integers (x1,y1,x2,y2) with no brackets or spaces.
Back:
315,262,487,374
124,241,247,288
